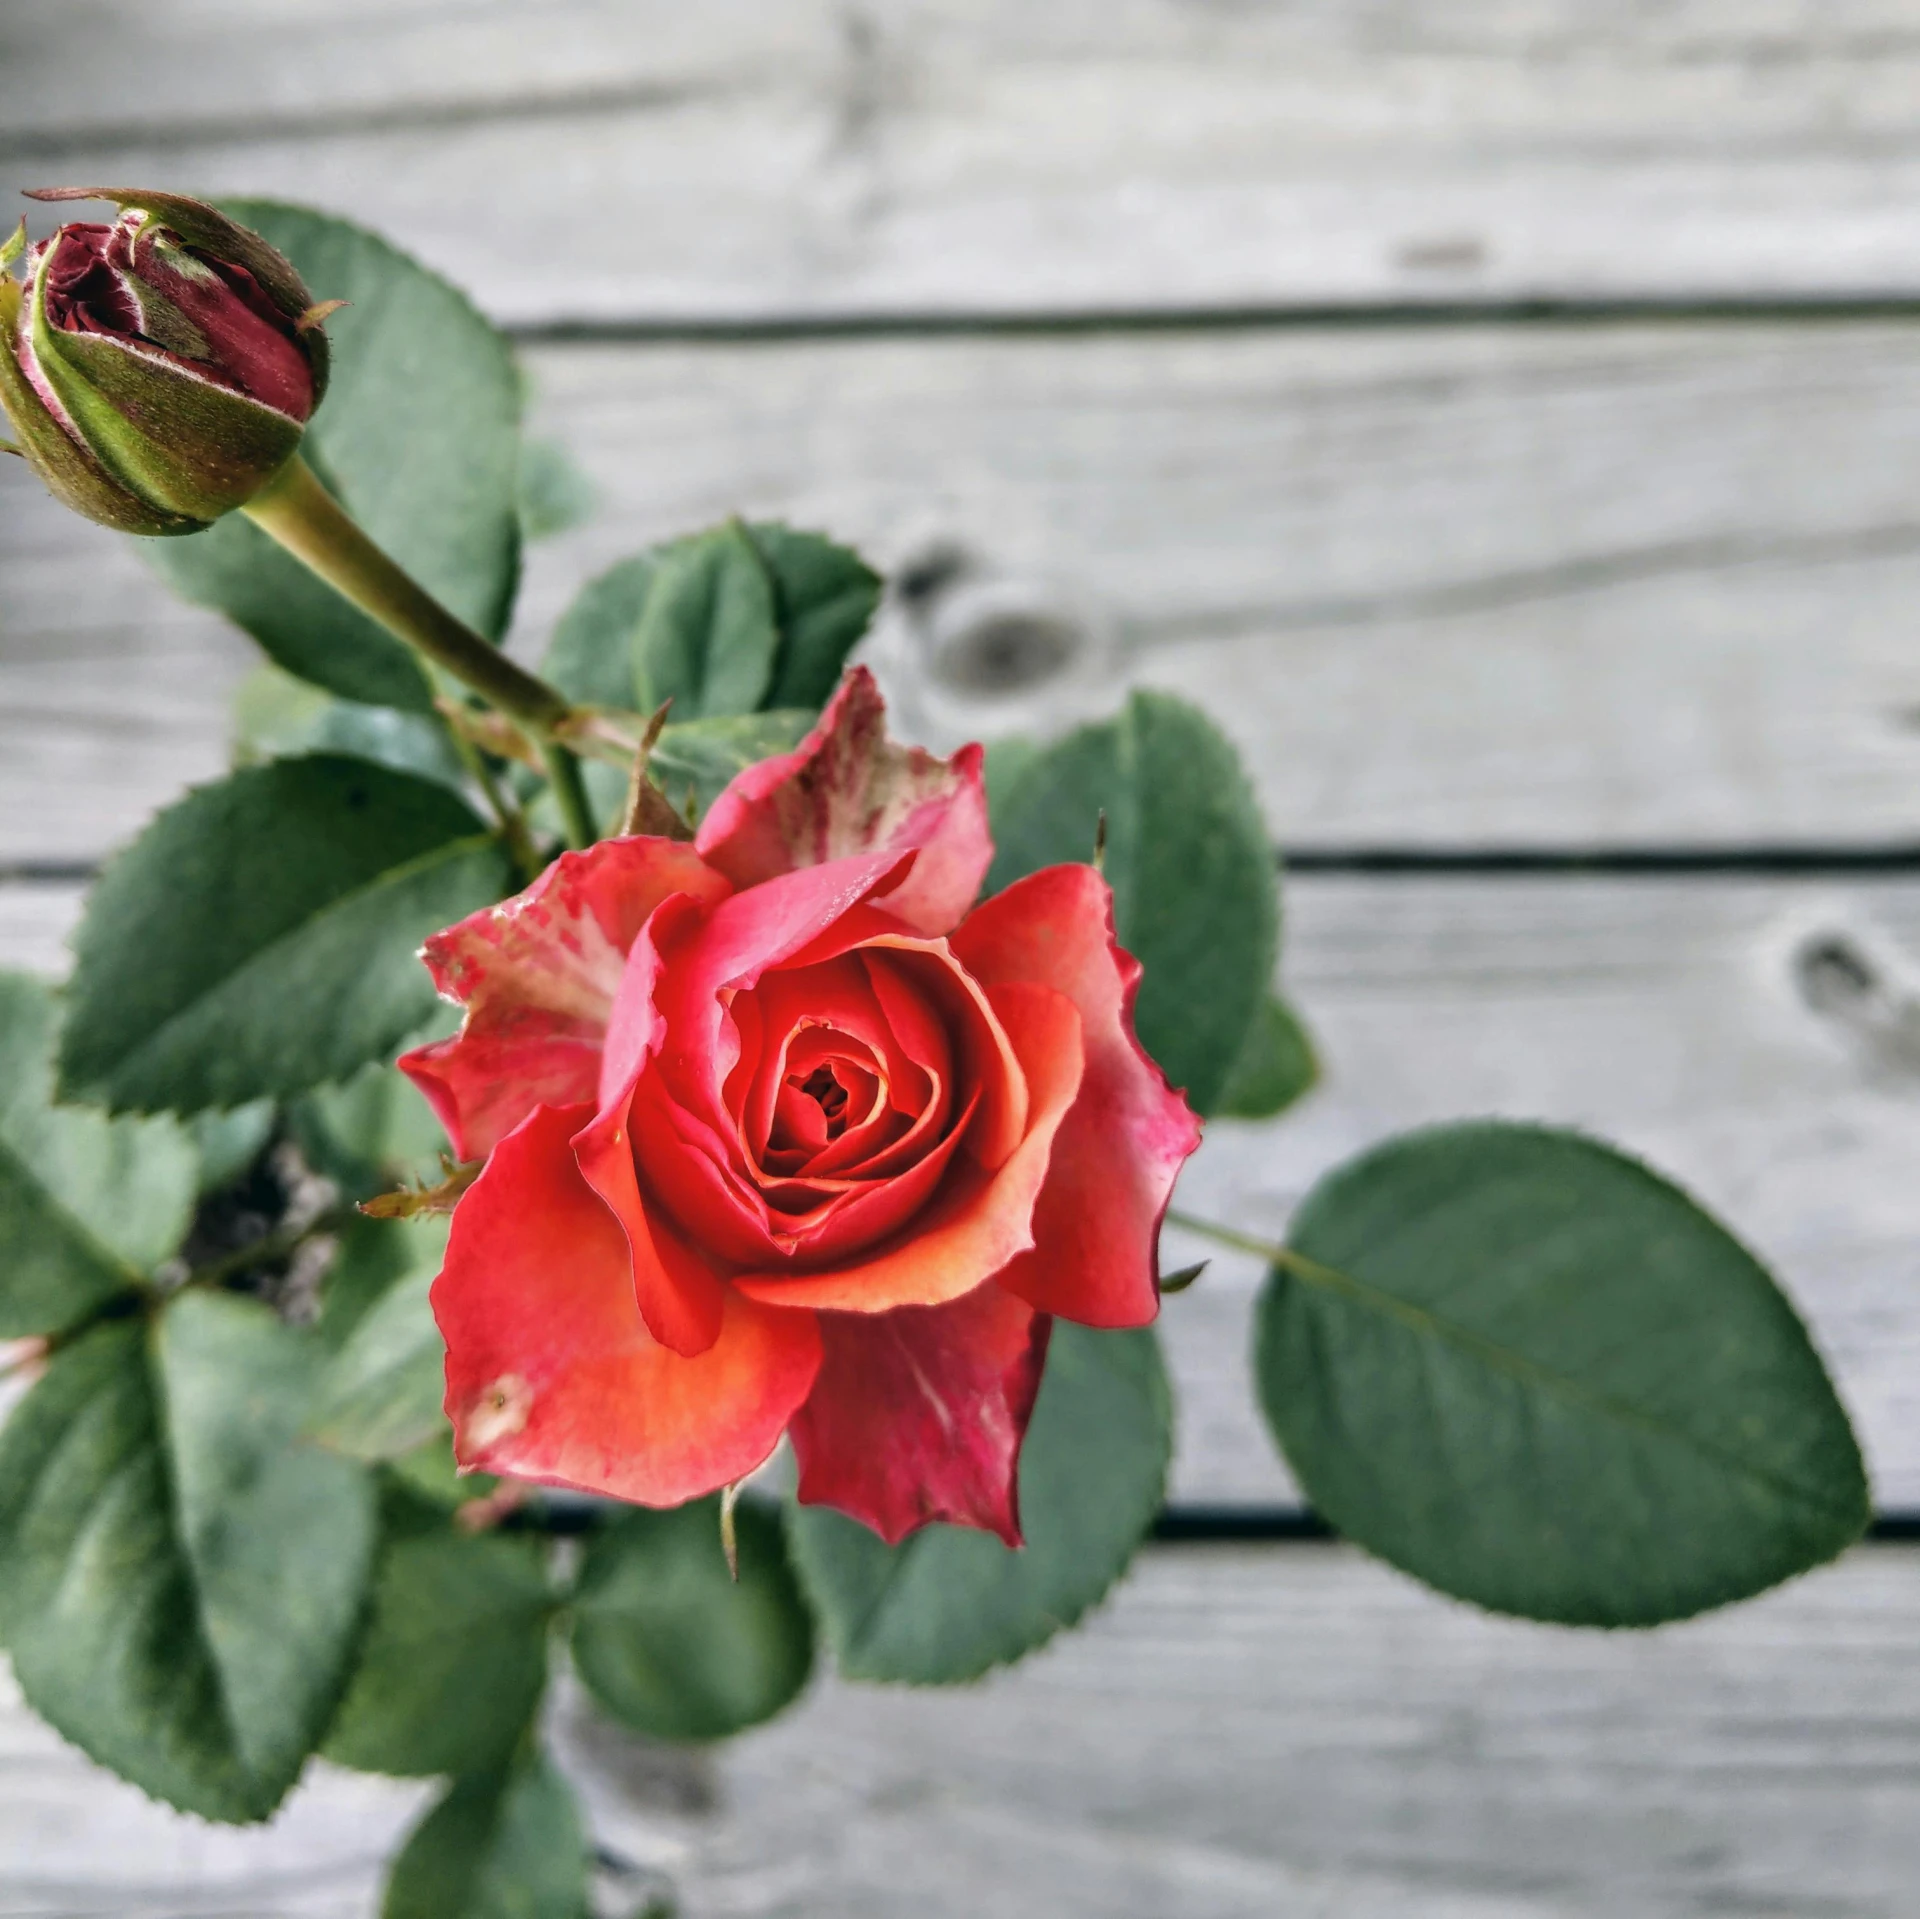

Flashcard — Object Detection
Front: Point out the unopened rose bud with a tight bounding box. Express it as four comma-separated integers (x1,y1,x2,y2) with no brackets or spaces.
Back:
0,187,334,535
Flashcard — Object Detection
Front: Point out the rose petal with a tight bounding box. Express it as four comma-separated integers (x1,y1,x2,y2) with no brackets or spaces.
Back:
572,1091,730,1360
732,979,1082,1312
401,838,729,1159
951,865,1202,1329
436,1103,819,1504
790,1283,1052,1546
696,665,990,937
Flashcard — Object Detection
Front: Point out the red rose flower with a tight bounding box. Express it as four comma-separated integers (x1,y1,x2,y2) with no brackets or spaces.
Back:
403,670,1200,1545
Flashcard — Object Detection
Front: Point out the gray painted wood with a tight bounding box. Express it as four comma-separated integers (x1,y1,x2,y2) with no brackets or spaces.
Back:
9,1544,1920,1915
14,321,1920,860
8,868,1920,1509
10,2,1920,318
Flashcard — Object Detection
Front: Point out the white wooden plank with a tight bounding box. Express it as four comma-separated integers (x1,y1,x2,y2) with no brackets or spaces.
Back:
9,1545,1920,1915
525,322,1920,849
0,885,81,977
14,322,1920,859
11,2,1920,316
7,870,1920,1510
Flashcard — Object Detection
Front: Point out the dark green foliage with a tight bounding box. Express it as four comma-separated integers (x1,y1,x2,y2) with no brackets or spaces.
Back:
543,522,879,720
0,1299,376,1820
382,1752,588,1919
0,974,196,1336
59,756,512,1115
325,1528,552,1778
570,1497,814,1740
986,692,1278,1115
1257,1123,1872,1624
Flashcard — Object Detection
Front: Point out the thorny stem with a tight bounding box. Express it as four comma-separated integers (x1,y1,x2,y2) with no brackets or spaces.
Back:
243,454,596,848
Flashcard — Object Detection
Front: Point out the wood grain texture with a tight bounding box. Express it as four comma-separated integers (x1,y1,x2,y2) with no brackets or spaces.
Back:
9,1544,1920,1915
13,321,1920,859
7,869,1920,1509
10,2,1920,318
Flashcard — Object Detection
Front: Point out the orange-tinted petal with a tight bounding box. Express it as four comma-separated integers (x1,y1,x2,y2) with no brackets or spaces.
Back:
732,979,1082,1311
696,665,991,937
951,865,1202,1329
400,838,729,1159
435,1103,820,1506
790,1283,1051,1546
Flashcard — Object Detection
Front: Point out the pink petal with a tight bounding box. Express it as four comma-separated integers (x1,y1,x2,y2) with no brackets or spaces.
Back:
696,665,991,937
791,1283,1052,1545
951,866,1202,1329
435,1102,820,1506
400,838,728,1160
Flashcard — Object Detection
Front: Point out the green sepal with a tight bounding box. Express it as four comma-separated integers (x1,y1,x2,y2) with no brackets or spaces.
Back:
0,281,197,534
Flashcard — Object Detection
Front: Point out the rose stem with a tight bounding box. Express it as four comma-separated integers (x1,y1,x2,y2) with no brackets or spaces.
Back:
1163,1208,1324,1280
242,454,599,849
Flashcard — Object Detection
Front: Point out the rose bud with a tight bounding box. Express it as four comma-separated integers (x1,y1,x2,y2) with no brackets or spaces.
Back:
0,187,332,536
405,668,1202,1546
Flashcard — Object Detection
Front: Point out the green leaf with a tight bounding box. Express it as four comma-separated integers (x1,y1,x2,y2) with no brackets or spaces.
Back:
184,1099,277,1197
59,756,514,1115
383,1751,587,1919
542,522,878,719
649,710,815,816
0,973,197,1337
1213,993,1318,1121
325,1527,551,1777
787,1322,1171,1684
544,554,656,710
1257,1122,1872,1625
515,437,595,542
0,1296,376,1821
630,521,780,717
233,662,467,791
986,691,1277,1116
745,522,882,709
147,202,523,713
308,1253,447,1462
570,1496,813,1741
295,1050,454,1198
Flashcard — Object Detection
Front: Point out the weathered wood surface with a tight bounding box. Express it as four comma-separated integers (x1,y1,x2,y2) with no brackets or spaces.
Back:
8,1545,1920,1917
11,2,1920,319
10,868,1920,1511
15,320,1920,861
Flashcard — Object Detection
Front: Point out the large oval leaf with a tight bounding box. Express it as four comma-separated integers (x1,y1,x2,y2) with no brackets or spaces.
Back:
0,1296,376,1821
59,756,513,1115
986,691,1277,1116
148,202,523,712
0,973,197,1336
1256,1122,1871,1624
569,1496,813,1741
786,1321,1170,1684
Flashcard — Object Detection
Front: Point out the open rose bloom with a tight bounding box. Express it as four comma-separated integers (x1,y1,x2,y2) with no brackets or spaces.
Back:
404,670,1200,1545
